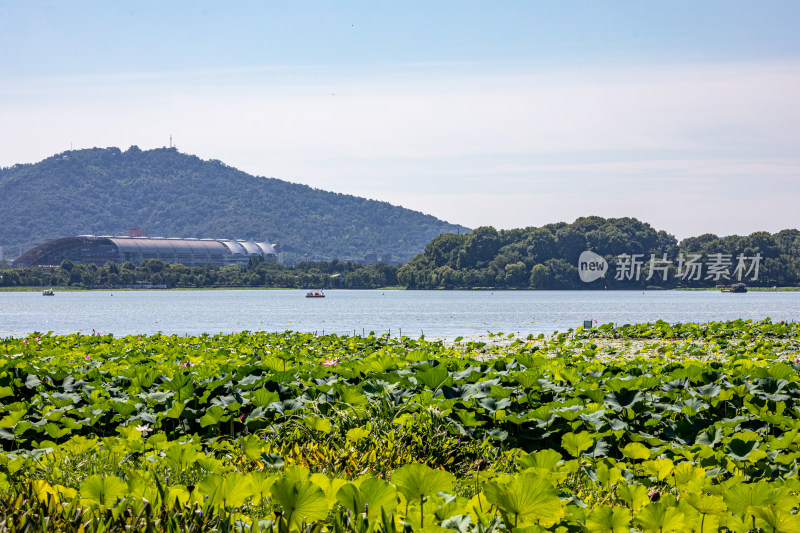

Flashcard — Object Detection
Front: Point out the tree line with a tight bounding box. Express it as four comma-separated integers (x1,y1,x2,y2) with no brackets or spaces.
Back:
396,217,800,289
0,257,399,290
4,217,800,290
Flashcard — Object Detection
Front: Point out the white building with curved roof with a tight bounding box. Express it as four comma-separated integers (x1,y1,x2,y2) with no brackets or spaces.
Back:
14,236,278,267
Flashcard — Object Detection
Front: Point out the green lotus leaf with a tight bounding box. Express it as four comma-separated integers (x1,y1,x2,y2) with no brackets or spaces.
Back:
164,443,199,471
694,427,723,447
416,368,451,389
561,431,594,458
752,505,800,532
635,503,685,533
517,449,563,472
579,409,608,431
767,363,795,380
199,405,229,428
241,434,265,461
621,442,650,461
726,439,758,461
261,453,285,469
617,483,649,511
42,422,70,439
585,505,631,533
283,465,311,484
249,388,280,407
270,478,329,531
62,435,99,455
0,410,26,429
513,371,539,388
198,472,253,509
138,391,172,404
336,483,366,516
595,465,621,488
346,427,370,443
304,415,331,434
249,471,276,505
695,383,721,398
163,400,186,419
80,474,127,507
723,481,773,518
643,458,674,480
687,494,726,515
333,385,368,408
483,473,562,527
392,463,455,502
478,397,511,414
197,474,223,506
112,401,136,416
672,463,705,492
24,374,41,389
604,390,644,411
126,472,159,504
456,410,484,427
360,478,397,518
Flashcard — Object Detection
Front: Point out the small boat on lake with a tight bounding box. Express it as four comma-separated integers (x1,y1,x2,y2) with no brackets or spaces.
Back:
305,290,325,298
721,283,747,293
42,289,55,296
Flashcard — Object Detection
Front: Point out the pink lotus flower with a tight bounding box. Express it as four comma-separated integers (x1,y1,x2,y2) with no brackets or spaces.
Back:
322,359,338,367
135,424,153,435
85,355,90,360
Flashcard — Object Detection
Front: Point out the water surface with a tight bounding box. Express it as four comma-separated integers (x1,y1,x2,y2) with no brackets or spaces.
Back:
2,289,799,340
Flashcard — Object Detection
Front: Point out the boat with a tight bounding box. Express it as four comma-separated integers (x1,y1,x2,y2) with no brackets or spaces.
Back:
721,283,747,293
42,289,55,296
305,290,325,298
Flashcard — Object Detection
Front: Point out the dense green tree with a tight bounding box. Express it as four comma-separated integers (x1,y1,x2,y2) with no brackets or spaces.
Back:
401,217,800,289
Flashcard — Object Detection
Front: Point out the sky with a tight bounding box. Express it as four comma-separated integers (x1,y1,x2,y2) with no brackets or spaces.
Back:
1,1,799,240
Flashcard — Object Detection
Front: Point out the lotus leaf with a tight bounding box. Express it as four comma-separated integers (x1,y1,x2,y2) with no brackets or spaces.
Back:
80,474,127,507
561,431,594,458
270,478,329,531
484,473,563,527
617,483,649,511
585,505,631,533
635,503,685,533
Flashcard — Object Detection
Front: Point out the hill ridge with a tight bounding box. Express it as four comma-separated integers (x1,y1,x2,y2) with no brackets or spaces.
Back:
0,146,467,262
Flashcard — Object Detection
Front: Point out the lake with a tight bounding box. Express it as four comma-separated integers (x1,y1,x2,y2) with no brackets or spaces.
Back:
3,289,800,340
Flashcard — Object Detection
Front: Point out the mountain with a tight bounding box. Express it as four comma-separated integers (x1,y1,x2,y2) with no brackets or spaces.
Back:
0,146,466,262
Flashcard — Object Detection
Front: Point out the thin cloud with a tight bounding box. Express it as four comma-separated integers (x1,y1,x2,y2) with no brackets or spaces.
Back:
1,60,798,238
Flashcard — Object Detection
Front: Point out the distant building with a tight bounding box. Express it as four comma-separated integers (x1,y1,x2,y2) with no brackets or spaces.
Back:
13,235,277,268
364,252,378,265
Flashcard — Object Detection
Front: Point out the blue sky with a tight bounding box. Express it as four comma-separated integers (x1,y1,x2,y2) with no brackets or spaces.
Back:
2,1,799,239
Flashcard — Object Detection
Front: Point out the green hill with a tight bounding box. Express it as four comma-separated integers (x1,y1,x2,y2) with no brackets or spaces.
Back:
398,217,800,289
0,146,466,262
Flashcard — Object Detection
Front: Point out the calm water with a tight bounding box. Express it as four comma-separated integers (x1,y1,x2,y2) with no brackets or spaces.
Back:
2,289,800,340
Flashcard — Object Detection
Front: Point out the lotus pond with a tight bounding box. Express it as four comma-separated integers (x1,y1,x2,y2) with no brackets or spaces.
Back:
2,319,800,532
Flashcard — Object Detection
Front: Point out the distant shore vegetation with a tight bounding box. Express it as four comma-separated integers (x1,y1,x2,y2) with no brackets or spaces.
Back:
397,217,800,290
0,257,399,290
3,217,799,290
